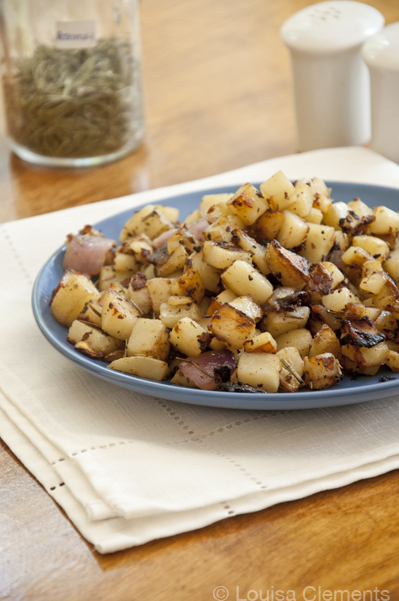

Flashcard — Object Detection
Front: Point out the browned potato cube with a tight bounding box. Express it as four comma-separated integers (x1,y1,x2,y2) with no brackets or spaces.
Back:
227,183,267,225
250,209,285,241
108,356,170,381
237,352,281,392
243,331,277,353
101,286,140,340
265,239,310,290
309,324,341,359
170,317,212,356
303,353,342,390
170,269,205,303
126,318,170,361
51,270,101,328
208,303,256,350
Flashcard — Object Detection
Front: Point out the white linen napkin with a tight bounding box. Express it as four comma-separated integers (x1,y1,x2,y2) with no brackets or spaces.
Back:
2,146,399,554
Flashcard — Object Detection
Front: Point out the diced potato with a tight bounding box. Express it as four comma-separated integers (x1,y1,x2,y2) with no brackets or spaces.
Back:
307,177,331,198
386,350,399,373
288,183,313,217
362,260,385,278
304,207,324,224
343,302,381,323
98,265,132,291
312,193,332,215
276,210,309,249
199,193,233,217
126,318,170,360
170,317,212,356
383,249,399,282
206,289,238,316
108,356,170,381
334,231,350,251
229,295,263,322
275,328,313,357
370,278,399,312
231,229,270,274
204,206,245,242
183,209,201,227
67,320,122,356
321,262,345,288
101,286,140,340
277,346,305,393
237,352,281,393
155,244,188,277
277,346,305,374
353,235,390,262
128,234,154,264
120,205,175,242
154,204,179,223
342,246,374,268
126,274,153,315
141,263,156,280
324,202,352,230
78,299,102,328
186,250,221,292
359,270,389,296
170,368,198,388
170,269,205,303
309,324,341,359
113,252,138,272
146,277,173,313
373,310,397,331
368,206,399,235
341,341,389,370
227,183,267,225
347,197,374,218
262,306,310,338
260,170,296,211
159,297,202,329
221,260,273,305
51,270,101,327
303,353,342,390
299,223,335,264
265,240,310,290
250,209,285,241
202,241,252,270
208,303,256,350
243,331,277,353
322,288,360,312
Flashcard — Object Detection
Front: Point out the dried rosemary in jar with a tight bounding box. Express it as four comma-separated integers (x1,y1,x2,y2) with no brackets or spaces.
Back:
2,37,144,164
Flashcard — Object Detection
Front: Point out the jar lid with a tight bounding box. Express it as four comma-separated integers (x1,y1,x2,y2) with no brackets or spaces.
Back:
281,1,385,54
362,22,399,71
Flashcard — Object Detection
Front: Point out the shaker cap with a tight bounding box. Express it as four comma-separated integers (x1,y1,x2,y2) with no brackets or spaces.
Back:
281,1,385,54
362,22,399,71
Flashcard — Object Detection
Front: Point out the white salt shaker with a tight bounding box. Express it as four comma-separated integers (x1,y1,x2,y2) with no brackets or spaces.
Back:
363,22,399,164
281,1,384,152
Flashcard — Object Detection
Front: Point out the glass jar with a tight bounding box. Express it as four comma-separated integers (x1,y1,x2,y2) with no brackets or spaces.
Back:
0,0,145,167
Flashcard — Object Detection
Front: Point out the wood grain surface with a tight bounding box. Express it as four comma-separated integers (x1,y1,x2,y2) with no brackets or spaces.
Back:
2,1,399,599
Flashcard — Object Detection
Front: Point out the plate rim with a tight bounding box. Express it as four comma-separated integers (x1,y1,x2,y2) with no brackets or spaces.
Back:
32,180,399,410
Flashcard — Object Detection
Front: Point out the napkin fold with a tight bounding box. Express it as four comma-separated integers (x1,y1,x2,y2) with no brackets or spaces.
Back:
2,147,399,554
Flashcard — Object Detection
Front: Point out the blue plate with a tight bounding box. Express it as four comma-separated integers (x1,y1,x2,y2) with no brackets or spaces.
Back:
32,182,399,410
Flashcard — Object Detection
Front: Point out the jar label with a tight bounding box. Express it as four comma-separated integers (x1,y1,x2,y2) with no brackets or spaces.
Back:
55,21,96,49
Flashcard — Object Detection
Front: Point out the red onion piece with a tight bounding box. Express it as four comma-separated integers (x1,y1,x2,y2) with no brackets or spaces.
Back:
152,228,178,249
179,350,237,390
187,217,211,241
63,234,116,276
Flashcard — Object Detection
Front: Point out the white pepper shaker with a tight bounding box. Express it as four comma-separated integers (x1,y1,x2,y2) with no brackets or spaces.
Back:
280,1,384,152
363,22,399,164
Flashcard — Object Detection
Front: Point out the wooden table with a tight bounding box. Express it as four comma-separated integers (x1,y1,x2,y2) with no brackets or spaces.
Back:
2,1,399,599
